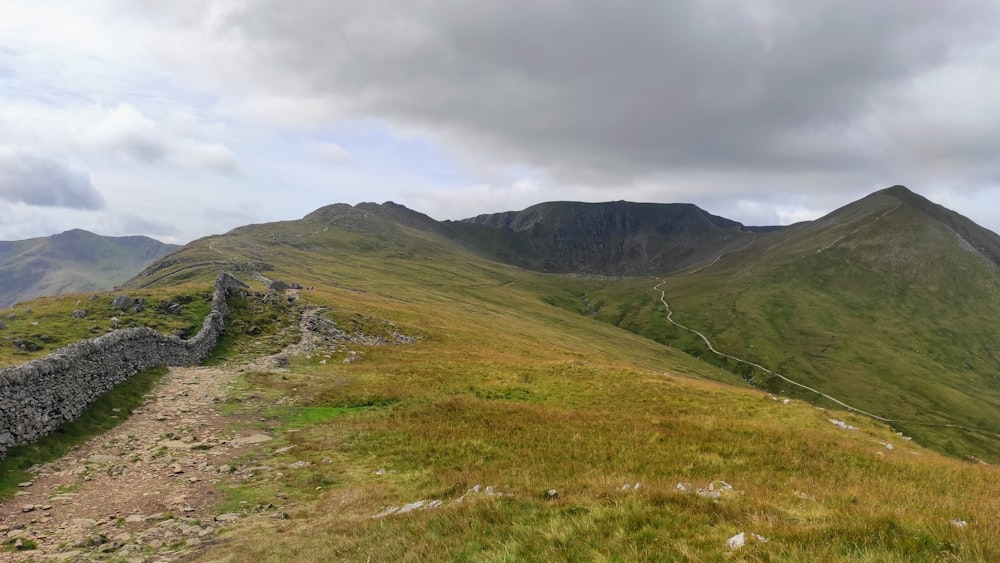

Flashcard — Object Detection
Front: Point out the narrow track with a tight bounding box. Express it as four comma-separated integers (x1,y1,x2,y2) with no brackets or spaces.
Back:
654,281,892,423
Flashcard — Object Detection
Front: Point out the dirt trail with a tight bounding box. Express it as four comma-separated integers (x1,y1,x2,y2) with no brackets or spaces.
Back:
653,281,890,422
0,310,324,562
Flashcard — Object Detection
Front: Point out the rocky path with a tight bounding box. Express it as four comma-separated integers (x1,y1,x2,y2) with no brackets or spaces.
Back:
0,311,324,562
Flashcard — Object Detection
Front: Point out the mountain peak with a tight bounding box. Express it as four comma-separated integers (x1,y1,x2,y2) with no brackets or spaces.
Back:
875,185,914,198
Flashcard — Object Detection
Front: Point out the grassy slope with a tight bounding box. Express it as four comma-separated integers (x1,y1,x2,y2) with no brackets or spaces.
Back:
109,209,1000,560
553,191,1000,462
0,229,178,307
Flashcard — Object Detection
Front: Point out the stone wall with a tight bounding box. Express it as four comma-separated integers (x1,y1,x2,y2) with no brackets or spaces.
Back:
0,272,247,459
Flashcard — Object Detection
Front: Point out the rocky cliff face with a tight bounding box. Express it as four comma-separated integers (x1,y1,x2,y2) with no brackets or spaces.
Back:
452,201,759,275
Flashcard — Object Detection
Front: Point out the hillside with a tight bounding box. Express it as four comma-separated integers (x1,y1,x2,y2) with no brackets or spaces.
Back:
0,229,179,307
557,186,1000,461
4,192,1000,559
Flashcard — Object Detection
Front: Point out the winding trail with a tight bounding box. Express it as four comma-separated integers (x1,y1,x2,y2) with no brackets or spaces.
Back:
654,281,892,422
684,232,758,275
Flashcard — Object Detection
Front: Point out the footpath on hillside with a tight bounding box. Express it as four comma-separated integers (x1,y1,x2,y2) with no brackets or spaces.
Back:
0,311,326,562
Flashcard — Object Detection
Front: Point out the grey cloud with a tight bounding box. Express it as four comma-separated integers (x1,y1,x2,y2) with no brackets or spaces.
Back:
203,0,1000,193
0,151,105,210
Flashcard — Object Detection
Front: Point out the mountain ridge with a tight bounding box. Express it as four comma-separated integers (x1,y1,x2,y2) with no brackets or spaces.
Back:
0,229,179,307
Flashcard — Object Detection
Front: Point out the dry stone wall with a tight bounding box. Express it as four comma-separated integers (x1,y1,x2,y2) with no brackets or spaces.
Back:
0,272,247,459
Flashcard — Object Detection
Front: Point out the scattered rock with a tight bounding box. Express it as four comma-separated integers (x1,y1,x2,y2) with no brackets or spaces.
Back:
397,500,427,514
233,434,273,445
829,419,858,431
727,532,746,550
215,513,240,524
727,531,767,550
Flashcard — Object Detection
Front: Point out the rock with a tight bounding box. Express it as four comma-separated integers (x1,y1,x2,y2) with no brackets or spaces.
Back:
273,445,296,454
217,464,234,473
233,434,273,445
726,531,766,550
709,480,733,492
545,489,559,501
397,500,426,514
17,481,32,488
0,321,6,330
375,467,386,476
108,464,127,476
372,506,400,519
88,454,118,464
288,461,311,469
215,513,240,524
727,532,746,550
111,295,134,310
950,519,969,529
163,302,183,315
72,518,98,528
676,482,692,492
71,309,87,318
829,419,858,431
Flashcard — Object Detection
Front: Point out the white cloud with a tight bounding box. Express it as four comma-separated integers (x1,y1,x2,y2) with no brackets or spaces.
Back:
311,142,352,164
403,178,547,220
0,148,105,210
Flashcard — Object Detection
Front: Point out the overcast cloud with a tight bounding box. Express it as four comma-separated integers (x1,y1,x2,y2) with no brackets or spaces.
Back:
3,1,1000,242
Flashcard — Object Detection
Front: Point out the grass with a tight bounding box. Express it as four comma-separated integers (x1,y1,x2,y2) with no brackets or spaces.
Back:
536,198,1000,462
8,200,1000,560
0,366,167,500
0,284,215,365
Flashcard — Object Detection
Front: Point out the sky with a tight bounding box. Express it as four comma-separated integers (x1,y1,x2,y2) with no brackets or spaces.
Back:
3,1,1000,244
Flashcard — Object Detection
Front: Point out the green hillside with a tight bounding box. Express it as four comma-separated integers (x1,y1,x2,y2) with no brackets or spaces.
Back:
6,190,1000,559
117,201,1000,560
552,187,1000,461
0,229,179,307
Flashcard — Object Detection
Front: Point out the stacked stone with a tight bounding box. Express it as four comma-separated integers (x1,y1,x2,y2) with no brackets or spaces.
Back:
0,272,247,459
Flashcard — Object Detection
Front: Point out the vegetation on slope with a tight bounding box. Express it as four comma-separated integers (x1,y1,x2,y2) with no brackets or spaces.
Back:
547,188,1000,462
110,203,1000,560
0,229,178,307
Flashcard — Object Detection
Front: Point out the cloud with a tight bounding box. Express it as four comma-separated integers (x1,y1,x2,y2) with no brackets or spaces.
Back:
311,142,352,164
403,178,547,220
0,148,105,210
149,0,998,197
87,104,168,163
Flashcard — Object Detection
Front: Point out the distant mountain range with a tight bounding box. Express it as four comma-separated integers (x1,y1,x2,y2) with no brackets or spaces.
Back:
0,229,178,307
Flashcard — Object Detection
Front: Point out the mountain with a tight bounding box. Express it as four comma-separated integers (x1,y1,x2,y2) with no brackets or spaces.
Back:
443,200,764,275
11,187,1000,559
0,229,179,307
563,186,1000,460
123,186,1000,462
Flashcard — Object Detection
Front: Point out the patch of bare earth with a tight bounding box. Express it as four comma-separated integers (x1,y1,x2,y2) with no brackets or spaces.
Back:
0,309,338,562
